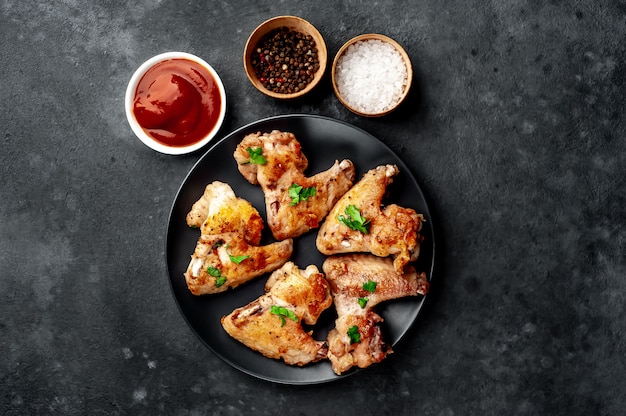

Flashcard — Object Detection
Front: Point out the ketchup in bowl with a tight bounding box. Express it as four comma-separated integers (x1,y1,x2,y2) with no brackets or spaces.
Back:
125,52,226,155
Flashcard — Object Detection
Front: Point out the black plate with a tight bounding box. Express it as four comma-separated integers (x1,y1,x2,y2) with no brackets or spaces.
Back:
166,114,435,384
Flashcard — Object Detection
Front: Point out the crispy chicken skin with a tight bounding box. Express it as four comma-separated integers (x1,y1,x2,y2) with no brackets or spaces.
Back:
234,130,356,240
184,181,293,295
184,233,293,295
221,262,333,366
185,181,264,245
323,254,429,375
316,164,424,273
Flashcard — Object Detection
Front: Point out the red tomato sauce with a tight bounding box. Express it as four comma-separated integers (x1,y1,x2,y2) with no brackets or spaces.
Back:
132,58,222,148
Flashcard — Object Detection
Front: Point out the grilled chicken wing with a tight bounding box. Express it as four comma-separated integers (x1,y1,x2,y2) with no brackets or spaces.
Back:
184,232,293,295
316,164,424,273
185,181,264,245
323,254,429,375
184,181,293,295
234,130,356,240
221,262,333,366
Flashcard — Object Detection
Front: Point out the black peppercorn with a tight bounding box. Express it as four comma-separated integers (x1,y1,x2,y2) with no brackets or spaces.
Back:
252,27,320,94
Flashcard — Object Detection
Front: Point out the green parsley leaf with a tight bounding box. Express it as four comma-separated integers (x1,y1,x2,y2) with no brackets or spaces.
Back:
207,266,221,277
337,204,370,234
358,297,369,308
362,280,377,293
270,305,298,327
207,266,226,287
288,184,302,204
223,245,250,264
288,183,317,206
244,147,267,165
228,253,251,264
347,325,361,343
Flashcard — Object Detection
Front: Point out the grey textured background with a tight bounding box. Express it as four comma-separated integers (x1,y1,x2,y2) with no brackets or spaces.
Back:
1,1,625,415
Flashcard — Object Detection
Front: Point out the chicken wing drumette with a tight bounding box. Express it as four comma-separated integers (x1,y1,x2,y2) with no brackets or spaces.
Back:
234,130,355,240
186,181,264,245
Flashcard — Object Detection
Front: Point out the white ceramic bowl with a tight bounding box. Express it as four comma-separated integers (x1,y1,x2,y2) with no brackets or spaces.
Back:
125,52,226,155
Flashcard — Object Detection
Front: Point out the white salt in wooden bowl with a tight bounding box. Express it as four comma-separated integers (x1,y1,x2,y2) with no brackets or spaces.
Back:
332,34,412,117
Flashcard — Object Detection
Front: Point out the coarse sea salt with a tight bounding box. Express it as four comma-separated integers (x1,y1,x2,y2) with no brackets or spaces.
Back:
335,39,408,114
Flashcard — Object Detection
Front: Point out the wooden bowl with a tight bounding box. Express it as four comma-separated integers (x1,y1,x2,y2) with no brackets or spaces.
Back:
332,34,413,117
244,16,327,99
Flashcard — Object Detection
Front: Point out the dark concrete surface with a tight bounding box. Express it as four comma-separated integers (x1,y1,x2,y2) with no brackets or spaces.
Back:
1,1,625,415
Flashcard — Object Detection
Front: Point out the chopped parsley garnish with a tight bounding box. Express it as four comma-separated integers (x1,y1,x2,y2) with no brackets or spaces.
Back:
347,325,361,343
358,297,369,308
288,183,317,206
270,305,298,327
245,147,267,165
337,204,370,234
228,253,251,264
207,266,226,287
362,280,377,293
223,245,250,264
